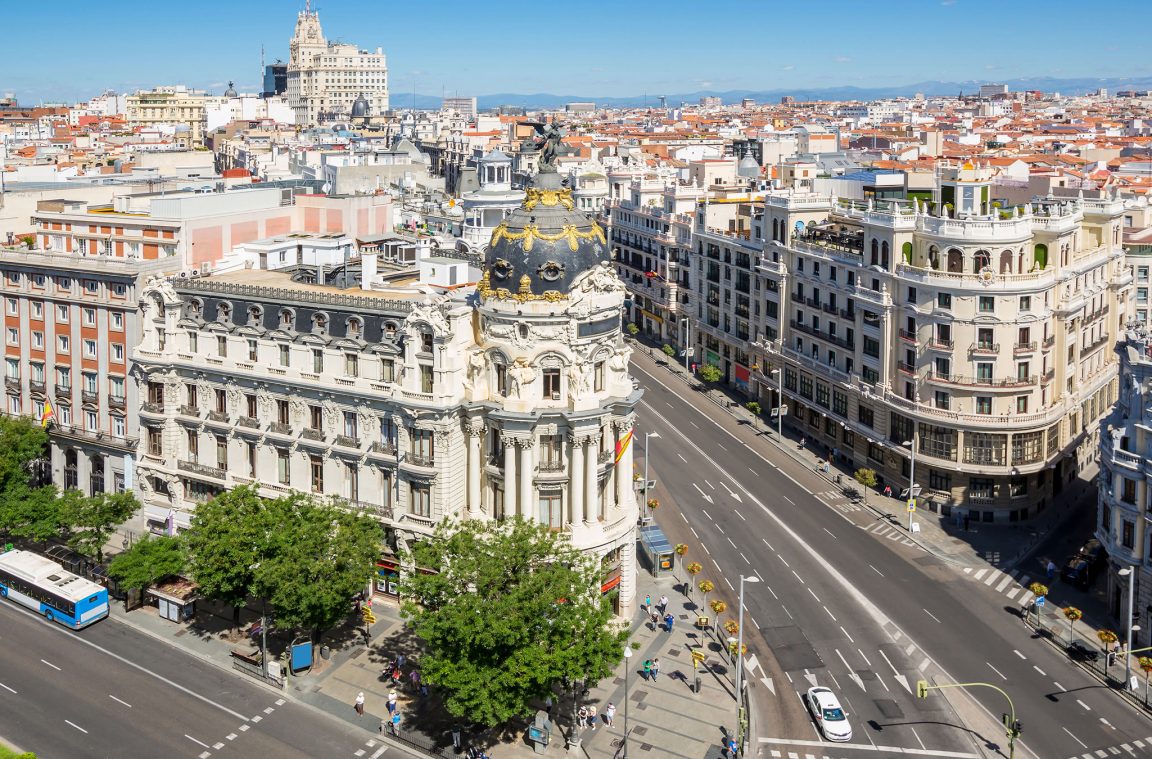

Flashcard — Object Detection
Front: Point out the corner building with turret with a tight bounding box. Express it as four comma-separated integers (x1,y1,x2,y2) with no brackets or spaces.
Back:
132,168,639,616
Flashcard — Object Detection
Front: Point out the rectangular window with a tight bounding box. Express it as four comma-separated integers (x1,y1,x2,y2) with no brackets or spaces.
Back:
929,468,952,492
30,301,42,319
310,455,324,493
217,335,227,357
832,390,848,416
934,391,950,410
410,483,431,517
112,344,124,362
310,404,323,432
113,415,125,438
82,307,96,326
83,339,97,358
495,362,508,396
1123,520,1135,549
540,434,564,466
109,376,124,399
312,349,324,373
410,428,434,464
594,361,605,392
277,448,290,485
216,436,228,470
246,394,257,419
543,368,561,399
937,292,952,309
969,477,994,498
55,334,66,352
963,432,1007,466
978,296,994,312
539,493,563,530
381,358,395,383
1019,296,1031,312
5,298,16,316
215,389,227,413
279,344,290,367
188,331,197,353
247,339,258,362
345,353,358,377
858,405,874,428
1016,395,1029,413
1121,477,1137,504
187,429,199,462
112,312,123,330
343,411,358,439
85,410,97,431
277,399,290,425
976,396,992,415
147,428,162,456
247,442,257,477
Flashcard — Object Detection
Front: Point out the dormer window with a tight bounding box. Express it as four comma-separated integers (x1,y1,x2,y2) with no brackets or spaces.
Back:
420,330,433,353
313,313,328,334
248,305,262,326
347,317,363,339
384,321,398,339
188,299,202,319
217,302,231,323
279,309,294,330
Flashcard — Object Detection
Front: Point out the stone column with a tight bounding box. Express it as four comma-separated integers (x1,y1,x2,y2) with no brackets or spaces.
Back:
466,423,483,517
519,439,534,521
584,436,598,523
569,436,585,525
503,437,517,519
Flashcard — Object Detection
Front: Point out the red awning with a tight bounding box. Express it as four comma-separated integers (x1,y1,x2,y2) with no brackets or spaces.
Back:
734,364,750,382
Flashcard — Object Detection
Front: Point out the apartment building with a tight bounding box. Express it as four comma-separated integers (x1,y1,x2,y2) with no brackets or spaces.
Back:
126,86,209,147
287,5,389,126
609,179,704,350
699,163,1131,521
1098,332,1152,648
30,188,393,269
131,171,639,614
0,247,177,496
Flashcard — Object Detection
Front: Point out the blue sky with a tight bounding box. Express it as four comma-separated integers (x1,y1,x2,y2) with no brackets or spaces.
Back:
2,0,1150,104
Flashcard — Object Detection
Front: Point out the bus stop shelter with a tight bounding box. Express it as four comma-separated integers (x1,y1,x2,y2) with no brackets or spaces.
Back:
638,523,675,577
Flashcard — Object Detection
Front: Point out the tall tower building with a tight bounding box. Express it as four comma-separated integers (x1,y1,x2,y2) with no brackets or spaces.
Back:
286,2,389,126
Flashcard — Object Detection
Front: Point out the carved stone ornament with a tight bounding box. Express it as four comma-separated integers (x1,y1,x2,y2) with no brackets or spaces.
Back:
507,357,537,399
568,358,590,399
322,399,339,434
407,295,450,335
573,261,625,296
145,275,179,306
291,398,307,425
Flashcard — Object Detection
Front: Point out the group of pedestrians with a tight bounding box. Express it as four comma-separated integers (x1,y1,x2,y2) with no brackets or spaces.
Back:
576,702,617,730
643,594,675,632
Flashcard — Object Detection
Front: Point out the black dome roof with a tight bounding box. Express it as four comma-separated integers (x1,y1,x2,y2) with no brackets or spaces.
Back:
351,94,370,118
479,171,607,302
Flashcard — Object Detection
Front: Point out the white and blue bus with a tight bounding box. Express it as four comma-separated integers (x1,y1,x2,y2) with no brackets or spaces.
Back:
0,549,109,629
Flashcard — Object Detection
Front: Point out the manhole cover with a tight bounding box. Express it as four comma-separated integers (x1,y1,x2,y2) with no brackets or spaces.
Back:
668,649,682,657
640,743,653,751
633,690,648,702
350,648,365,659
633,726,648,736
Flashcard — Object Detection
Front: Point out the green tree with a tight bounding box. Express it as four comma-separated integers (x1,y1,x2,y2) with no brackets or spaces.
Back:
107,535,186,593
0,417,53,538
400,519,626,728
2,486,68,542
854,468,877,507
662,344,676,357
698,364,722,383
183,485,272,628
67,491,140,562
254,493,379,641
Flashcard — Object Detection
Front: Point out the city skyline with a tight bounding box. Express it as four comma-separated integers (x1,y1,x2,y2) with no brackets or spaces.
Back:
3,0,1152,105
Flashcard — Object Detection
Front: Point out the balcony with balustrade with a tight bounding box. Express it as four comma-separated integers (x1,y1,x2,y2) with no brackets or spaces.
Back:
925,371,1037,389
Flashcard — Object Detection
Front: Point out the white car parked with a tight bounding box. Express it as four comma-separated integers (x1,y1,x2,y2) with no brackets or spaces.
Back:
806,686,852,742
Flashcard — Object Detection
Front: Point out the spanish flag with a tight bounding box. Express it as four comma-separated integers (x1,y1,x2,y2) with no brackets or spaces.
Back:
41,399,55,429
615,429,633,464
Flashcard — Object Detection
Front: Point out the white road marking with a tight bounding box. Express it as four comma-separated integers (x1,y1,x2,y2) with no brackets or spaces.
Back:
1012,649,1026,660
724,577,734,590
735,509,747,521
984,570,1001,586
239,725,250,732
40,659,61,671
702,544,711,555
0,682,16,694
857,649,873,667
1077,699,1091,711
755,737,980,757
665,401,674,408
677,453,688,463
706,479,715,489
251,715,262,722
226,733,237,741
995,574,1014,593
807,588,820,602
823,528,835,538
274,698,285,706
824,606,837,621
986,662,1007,681
749,467,757,474
782,495,794,504
263,706,275,714
1005,588,1021,600
972,569,988,581
923,608,941,624
779,556,790,567
870,564,885,577
65,721,88,734
764,583,778,599
689,420,699,428
762,538,774,550
1062,727,1088,748
1033,665,1046,676
727,537,737,548
109,694,132,708
717,443,727,450
1054,681,1065,691
909,726,927,751
370,746,389,759
740,551,751,564
700,508,712,520
185,735,210,748
690,527,700,539
917,658,931,673
214,743,225,750
782,605,793,619
840,626,855,643
680,511,688,523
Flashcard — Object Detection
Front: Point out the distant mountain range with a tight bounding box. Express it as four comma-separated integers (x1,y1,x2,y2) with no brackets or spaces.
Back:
401,75,1152,111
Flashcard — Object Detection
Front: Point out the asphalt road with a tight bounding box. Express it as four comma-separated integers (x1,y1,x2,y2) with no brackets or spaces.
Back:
0,600,403,759
631,352,1152,759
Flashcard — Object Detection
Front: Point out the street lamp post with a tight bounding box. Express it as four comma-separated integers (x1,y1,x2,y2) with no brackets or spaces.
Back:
622,646,633,758
643,432,660,519
768,367,783,440
1120,567,1140,687
681,317,691,373
901,435,917,533
733,575,760,755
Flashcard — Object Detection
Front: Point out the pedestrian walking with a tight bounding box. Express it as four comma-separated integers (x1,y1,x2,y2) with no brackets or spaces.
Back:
883,485,892,498
396,653,406,669
649,607,660,630
821,460,830,474
644,593,652,611
605,702,616,728
577,705,590,729
643,658,652,680
725,736,738,757
354,691,365,716
799,437,806,449
665,612,675,632
387,690,397,714
588,704,597,730
658,594,669,613
391,711,401,737
451,725,462,751
410,669,421,689
651,657,661,681
1046,560,1057,582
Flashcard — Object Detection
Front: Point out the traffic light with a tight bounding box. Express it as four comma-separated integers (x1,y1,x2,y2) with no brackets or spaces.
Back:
916,680,929,699
1012,719,1022,736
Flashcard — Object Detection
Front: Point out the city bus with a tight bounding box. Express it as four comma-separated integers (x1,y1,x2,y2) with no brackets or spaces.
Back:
0,549,109,629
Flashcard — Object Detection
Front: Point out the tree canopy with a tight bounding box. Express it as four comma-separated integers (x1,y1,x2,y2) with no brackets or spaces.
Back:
401,518,626,727
67,491,140,561
107,535,186,591
183,485,379,635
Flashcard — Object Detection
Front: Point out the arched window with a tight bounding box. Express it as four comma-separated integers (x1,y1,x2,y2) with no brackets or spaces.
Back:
279,309,294,330
64,450,78,490
247,305,263,326
973,250,991,272
901,241,913,264
1034,243,1048,270
880,241,890,269
312,312,328,334
217,301,232,323
772,219,779,242
946,248,963,273
347,317,363,339
928,245,940,270
870,239,879,266
999,250,1013,274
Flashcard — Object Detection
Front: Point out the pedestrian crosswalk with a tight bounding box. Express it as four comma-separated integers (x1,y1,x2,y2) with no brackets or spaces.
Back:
1064,736,1152,758
961,566,1037,605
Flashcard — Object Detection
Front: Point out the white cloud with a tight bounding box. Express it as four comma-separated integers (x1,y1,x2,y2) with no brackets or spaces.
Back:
833,56,851,63
782,65,795,71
